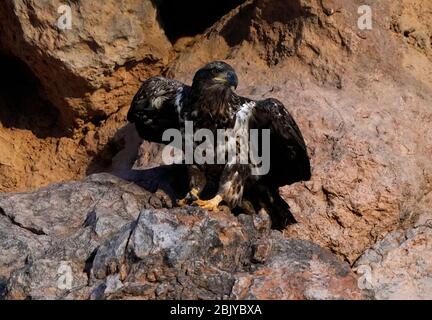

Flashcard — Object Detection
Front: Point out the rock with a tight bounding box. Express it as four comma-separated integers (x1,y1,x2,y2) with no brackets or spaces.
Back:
231,238,362,300
6,259,90,300
0,0,172,125
165,0,432,264
354,224,432,300
0,173,362,300
0,213,49,279
0,173,149,237
0,0,171,192
0,0,431,300
0,0,173,192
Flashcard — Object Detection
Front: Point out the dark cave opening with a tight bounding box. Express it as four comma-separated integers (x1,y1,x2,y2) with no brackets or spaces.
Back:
154,0,247,43
0,52,65,138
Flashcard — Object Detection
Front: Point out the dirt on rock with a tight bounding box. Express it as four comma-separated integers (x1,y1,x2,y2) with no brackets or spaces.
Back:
0,0,172,192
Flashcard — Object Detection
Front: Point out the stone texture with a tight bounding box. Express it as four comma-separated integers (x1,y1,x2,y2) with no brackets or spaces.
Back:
165,0,432,264
0,0,172,192
0,0,431,300
354,224,432,300
0,0,172,124
0,173,362,300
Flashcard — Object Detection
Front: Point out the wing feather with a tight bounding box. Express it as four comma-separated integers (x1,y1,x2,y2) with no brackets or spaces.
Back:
250,98,311,186
127,77,190,143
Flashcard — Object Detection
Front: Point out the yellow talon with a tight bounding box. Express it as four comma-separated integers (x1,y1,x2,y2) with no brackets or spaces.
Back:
190,188,200,198
177,198,189,207
177,188,201,207
193,195,223,211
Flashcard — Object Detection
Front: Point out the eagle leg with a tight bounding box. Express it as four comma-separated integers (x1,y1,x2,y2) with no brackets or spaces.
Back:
177,187,201,207
177,165,207,207
193,195,223,211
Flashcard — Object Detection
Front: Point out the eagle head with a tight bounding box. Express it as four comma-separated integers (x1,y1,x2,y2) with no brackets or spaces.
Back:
192,61,238,91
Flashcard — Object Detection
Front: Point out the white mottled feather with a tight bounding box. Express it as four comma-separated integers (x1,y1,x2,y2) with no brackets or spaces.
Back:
152,96,168,109
175,87,184,114
226,101,256,165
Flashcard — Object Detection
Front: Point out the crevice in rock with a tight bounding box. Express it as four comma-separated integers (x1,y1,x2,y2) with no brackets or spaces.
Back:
153,0,247,43
83,210,97,229
0,276,7,300
83,248,98,285
0,52,67,139
123,218,140,263
0,207,46,236
89,114,109,127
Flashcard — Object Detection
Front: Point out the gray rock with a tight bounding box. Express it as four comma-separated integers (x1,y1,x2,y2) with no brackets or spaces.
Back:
354,224,432,300
0,173,362,300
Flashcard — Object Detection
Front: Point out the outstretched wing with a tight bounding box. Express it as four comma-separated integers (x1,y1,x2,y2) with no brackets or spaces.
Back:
127,77,190,143
249,98,311,187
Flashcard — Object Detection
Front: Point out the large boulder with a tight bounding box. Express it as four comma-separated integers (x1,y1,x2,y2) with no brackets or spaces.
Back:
0,0,172,192
0,173,362,300
164,0,432,263
354,223,432,300
0,0,172,125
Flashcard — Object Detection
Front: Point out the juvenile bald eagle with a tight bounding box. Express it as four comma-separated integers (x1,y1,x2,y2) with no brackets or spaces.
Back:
128,61,311,229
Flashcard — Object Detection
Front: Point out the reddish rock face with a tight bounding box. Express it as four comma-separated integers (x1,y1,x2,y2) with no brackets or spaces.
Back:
0,0,173,192
165,0,432,264
0,0,172,124
232,256,362,300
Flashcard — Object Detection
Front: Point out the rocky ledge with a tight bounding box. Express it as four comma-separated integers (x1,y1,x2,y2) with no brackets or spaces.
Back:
0,173,363,300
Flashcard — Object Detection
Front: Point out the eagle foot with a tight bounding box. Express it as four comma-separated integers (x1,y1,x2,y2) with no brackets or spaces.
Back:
177,188,200,207
193,195,223,211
